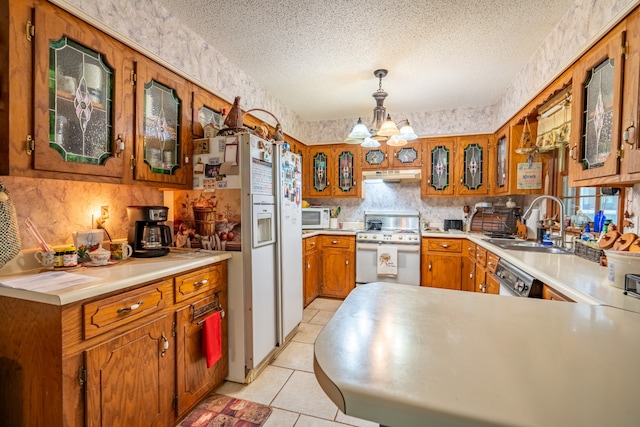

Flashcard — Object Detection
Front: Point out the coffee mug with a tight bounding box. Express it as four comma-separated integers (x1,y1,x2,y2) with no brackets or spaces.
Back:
109,241,133,260
35,250,56,269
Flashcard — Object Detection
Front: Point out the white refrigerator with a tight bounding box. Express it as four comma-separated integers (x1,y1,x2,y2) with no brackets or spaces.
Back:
274,146,303,345
209,134,301,384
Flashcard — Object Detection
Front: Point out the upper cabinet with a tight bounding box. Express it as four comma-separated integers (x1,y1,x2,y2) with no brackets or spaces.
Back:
31,4,132,179
422,136,490,197
456,136,490,196
422,137,456,197
389,141,423,169
621,9,640,182
306,145,361,198
133,57,191,187
569,25,625,185
491,127,510,196
362,145,390,170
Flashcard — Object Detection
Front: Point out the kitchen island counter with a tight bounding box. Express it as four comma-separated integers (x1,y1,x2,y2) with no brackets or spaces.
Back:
314,282,640,427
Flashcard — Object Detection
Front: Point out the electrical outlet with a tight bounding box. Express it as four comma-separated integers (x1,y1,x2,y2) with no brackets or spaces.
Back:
101,206,110,221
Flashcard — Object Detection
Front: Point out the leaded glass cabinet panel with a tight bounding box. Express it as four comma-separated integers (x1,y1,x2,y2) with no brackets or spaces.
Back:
134,58,190,186
496,135,508,191
422,138,455,196
313,151,329,193
143,80,181,175
337,150,355,192
569,27,623,184
457,136,489,196
33,6,128,178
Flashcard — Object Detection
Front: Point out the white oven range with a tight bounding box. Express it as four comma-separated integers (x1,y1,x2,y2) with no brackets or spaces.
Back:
355,210,421,286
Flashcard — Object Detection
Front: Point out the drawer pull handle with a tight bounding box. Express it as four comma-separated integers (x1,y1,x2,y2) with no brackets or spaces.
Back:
118,301,143,313
332,240,338,244
440,244,449,248
194,279,209,287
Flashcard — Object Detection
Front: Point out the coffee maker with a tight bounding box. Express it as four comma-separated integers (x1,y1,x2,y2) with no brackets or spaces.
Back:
127,206,172,257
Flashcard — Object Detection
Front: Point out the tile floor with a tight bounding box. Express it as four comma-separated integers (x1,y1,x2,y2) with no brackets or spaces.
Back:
211,298,379,427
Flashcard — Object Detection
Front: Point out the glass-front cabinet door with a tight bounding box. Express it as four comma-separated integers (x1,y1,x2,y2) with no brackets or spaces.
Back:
134,58,191,187
362,146,389,170
457,136,489,196
569,28,624,184
493,133,510,195
307,146,332,197
423,138,455,196
33,6,132,178
332,145,360,198
389,141,422,169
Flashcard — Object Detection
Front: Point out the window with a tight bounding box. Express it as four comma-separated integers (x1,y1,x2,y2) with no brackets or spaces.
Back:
561,176,619,226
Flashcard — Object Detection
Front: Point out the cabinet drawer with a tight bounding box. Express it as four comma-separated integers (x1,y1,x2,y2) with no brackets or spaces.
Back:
464,240,476,258
486,252,499,274
542,284,574,302
426,239,462,253
304,236,319,252
83,279,171,339
321,235,354,249
475,246,487,267
175,263,227,303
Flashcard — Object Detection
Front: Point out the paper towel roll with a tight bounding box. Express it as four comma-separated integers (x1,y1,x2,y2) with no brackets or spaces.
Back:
527,209,540,240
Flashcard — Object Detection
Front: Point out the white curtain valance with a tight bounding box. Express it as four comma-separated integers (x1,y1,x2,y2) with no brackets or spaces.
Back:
536,103,571,152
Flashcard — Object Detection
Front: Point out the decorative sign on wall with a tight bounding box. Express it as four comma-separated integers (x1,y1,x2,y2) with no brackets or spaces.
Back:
517,162,542,189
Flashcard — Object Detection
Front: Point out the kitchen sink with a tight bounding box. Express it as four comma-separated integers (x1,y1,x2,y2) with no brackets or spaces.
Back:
485,238,573,255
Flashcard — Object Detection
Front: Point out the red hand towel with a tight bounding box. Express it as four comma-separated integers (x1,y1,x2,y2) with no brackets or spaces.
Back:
202,311,222,368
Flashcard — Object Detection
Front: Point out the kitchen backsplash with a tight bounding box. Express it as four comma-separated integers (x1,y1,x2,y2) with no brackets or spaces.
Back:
1,176,163,250
306,182,527,230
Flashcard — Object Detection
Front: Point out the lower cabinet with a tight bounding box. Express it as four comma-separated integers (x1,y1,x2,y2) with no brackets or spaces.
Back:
474,246,500,294
0,260,228,427
421,237,463,289
542,284,574,302
303,236,320,306
319,235,355,299
85,314,175,427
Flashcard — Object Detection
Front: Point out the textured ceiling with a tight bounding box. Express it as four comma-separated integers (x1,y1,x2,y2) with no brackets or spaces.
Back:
157,0,576,122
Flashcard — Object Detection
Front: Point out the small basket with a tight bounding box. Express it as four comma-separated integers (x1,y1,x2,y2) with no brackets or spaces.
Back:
574,240,604,263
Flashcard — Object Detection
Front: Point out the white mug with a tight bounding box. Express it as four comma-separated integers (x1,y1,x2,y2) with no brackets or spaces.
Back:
35,250,56,269
108,241,133,260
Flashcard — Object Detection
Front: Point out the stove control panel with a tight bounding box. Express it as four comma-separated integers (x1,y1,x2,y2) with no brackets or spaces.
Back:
356,233,420,244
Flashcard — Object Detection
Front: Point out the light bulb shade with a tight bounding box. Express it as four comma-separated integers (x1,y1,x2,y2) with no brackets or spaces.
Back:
348,118,372,139
386,135,407,147
344,137,364,144
377,114,400,137
398,123,418,140
361,137,381,147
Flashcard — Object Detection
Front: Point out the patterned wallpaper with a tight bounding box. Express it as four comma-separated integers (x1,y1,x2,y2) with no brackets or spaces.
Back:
54,0,639,143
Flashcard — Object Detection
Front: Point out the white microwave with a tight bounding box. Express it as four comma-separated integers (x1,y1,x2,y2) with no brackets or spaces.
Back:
301,207,331,229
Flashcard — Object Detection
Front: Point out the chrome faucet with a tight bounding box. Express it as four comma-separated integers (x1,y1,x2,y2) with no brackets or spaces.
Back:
522,195,565,248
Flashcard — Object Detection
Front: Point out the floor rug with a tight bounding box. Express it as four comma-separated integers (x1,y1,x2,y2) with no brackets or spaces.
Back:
179,393,272,427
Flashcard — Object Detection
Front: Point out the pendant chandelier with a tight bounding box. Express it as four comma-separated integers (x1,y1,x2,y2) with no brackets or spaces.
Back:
346,69,418,147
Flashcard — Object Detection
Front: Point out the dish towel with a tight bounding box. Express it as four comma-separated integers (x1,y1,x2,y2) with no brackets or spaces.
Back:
202,310,222,368
377,245,398,276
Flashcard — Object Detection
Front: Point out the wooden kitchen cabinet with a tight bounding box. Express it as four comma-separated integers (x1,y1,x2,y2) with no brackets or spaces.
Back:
620,9,640,183
85,313,175,427
456,135,490,196
306,145,361,198
568,24,625,186
0,260,228,427
362,145,390,170
422,135,491,197
421,237,463,290
133,56,192,188
542,284,574,302
303,236,320,306
422,137,457,197
461,240,477,292
389,141,423,169
474,247,500,294
319,235,355,298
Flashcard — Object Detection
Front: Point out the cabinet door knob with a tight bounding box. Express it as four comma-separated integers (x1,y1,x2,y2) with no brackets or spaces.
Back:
428,263,432,271
161,332,169,357
346,259,349,265
307,263,310,269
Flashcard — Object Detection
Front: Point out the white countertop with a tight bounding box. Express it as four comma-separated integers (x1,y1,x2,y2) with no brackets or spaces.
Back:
420,232,640,313
0,250,232,305
314,282,640,427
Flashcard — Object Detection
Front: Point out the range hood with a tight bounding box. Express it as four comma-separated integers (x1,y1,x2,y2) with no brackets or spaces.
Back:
362,169,422,182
